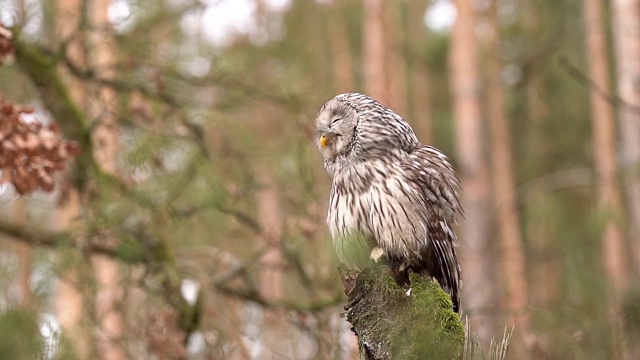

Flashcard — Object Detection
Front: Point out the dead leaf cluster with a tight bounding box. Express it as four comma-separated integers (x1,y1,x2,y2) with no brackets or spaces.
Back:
0,93,80,194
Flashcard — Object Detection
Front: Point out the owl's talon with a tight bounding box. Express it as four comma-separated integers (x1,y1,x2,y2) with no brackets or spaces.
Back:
369,246,386,263
405,287,412,296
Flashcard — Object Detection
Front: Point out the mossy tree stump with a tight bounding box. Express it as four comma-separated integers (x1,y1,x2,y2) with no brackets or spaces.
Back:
340,264,465,360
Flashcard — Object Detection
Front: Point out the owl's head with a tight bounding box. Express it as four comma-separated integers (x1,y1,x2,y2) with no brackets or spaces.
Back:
314,93,360,160
314,93,418,163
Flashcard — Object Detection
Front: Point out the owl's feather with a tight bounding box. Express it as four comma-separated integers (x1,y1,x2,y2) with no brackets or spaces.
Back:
315,93,462,312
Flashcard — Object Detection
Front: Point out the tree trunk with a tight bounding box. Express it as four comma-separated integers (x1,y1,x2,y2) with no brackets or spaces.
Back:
586,1,631,358
89,1,125,358
256,171,289,357
11,198,31,304
521,0,559,312
363,0,389,103
329,0,355,93
253,104,286,357
612,0,640,276
485,2,532,358
53,191,88,358
53,1,89,357
257,167,284,304
384,1,407,117
405,0,433,144
450,0,495,347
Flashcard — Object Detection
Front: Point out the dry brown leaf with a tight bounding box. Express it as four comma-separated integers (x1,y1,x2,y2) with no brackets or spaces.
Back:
0,90,81,194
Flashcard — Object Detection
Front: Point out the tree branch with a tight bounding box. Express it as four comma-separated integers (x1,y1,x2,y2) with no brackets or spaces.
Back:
558,56,640,115
13,31,96,188
0,218,116,257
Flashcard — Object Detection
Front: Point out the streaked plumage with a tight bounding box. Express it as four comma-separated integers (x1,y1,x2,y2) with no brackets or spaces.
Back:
314,93,463,312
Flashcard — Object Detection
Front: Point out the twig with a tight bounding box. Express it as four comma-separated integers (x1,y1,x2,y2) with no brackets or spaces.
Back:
558,56,640,114
60,51,180,107
0,218,117,257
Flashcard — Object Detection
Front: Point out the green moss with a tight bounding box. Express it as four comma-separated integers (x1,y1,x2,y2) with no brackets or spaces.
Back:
391,274,465,359
345,264,464,359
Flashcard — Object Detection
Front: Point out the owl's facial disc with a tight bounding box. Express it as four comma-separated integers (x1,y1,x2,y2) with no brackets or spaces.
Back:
315,97,357,158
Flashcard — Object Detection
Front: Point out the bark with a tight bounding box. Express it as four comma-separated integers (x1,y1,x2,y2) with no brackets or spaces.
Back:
585,1,631,358
341,264,464,359
450,0,494,347
88,0,125,358
485,2,532,358
253,105,286,357
329,0,355,92
405,0,433,144
257,168,283,302
52,1,89,357
12,198,31,304
257,169,284,300
528,198,560,308
612,0,640,275
363,0,389,103
91,255,125,360
90,0,119,176
15,240,31,303
53,190,88,358
522,1,559,311
384,2,407,117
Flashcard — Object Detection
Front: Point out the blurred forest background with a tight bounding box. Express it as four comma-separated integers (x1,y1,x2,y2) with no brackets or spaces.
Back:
0,0,639,359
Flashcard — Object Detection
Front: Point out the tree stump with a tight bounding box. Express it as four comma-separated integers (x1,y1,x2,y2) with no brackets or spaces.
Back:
340,264,465,359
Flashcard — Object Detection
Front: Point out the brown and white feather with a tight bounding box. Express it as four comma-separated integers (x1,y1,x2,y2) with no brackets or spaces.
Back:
315,93,463,312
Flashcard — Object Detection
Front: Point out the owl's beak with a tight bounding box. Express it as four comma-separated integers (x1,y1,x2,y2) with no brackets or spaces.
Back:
320,133,335,148
320,135,329,148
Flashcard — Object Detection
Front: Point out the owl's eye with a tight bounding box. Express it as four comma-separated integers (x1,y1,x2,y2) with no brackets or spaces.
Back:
331,117,342,125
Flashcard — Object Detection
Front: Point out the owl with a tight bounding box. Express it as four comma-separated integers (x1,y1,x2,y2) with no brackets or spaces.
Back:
315,92,462,312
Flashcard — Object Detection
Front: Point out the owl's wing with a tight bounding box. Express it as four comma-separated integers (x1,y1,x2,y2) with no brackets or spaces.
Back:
402,145,462,311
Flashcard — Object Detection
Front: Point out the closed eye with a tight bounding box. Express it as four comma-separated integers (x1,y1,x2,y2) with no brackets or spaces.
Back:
331,117,342,126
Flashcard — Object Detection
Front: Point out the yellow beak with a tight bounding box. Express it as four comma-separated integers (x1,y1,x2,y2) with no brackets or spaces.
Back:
320,135,329,148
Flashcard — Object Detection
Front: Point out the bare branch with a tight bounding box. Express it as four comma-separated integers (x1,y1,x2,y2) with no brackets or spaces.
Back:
0,217,117,257
558,56,640,115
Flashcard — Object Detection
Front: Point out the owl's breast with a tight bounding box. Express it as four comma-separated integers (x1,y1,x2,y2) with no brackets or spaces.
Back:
328,191,367,237
327,159,430,266
327,178,375,267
